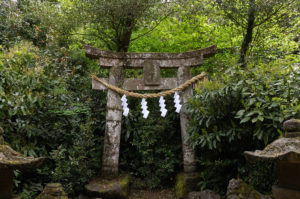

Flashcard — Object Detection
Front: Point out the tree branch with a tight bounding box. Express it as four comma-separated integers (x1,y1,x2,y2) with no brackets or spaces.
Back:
130,12,173,42
254,0,296,27
69,32,113,50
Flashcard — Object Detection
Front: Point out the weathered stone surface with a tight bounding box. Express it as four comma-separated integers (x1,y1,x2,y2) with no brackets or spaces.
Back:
85,175,130,199
84,44,217,61
226,179,271,199
102,66,124,176
98,57,204,68
188,190,221,199
36,183,68,199
175,172,202,199
0,145,44,169
177,66,197,173
244,137,300,162
143,61,160,86
272,185,300,199
283,118,300,132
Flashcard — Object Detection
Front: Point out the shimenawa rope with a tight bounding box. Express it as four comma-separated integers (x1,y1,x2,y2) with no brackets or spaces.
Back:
90,72,207,98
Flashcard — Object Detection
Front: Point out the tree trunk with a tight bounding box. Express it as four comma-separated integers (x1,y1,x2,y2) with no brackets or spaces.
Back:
177,66,197,173
240,0,256,67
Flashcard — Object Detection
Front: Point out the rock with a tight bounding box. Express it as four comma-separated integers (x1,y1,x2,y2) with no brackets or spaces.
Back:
283,119,300,132
85,175,130,199
226,179,271,199
175,172,202,199
244,137,300,162
188,190,221,199
36,183,68,199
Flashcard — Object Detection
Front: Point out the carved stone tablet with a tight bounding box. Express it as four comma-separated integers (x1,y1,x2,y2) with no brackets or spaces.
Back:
143,61,161,86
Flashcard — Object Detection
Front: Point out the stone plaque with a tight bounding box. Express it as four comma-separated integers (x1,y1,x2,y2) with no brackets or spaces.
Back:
143,61,161,86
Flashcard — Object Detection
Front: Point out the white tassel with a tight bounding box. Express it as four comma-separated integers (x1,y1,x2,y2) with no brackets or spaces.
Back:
159,96,168,117
121,95,129,117
174,92,182,113
141,98,149,119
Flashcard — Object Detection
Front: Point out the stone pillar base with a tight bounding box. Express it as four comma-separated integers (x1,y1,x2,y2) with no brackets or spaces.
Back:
84,175,130,199
273,185,300,199
175,172,201,199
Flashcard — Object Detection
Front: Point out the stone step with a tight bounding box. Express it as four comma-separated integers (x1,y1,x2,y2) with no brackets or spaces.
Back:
84,175,130,199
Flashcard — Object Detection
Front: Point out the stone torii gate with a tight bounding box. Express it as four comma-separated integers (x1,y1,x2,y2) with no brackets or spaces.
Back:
84,45,217,177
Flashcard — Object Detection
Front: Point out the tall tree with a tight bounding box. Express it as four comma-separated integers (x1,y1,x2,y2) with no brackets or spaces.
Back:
35,0,176,52
215,0,297,66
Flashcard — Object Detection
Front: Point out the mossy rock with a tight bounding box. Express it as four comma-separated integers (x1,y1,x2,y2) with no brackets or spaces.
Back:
175,172,202,199
226,179,271,199
36,183,68,199
85,175,130,199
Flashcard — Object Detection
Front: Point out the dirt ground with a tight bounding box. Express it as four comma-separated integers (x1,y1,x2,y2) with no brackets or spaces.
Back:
129,189,178,199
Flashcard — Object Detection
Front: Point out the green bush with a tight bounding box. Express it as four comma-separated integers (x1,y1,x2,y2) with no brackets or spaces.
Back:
120,97,182,189
187,62,300,195
0,42,105,197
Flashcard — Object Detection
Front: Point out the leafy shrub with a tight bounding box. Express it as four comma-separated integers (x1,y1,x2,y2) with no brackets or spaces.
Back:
0,41,105,197
120,97,182,189
187,62,300,195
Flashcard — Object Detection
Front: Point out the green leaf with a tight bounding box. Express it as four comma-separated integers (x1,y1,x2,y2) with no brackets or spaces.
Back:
240,117,250,123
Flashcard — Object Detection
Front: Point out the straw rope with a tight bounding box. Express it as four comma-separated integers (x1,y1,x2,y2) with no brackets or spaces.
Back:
90,72,207,98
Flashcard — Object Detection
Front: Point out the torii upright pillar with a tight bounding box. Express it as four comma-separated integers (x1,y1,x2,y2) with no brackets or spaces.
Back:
84,45,217,176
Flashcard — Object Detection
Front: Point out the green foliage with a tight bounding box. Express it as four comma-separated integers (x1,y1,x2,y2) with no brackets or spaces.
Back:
187,60,299,195
1,0,299,197
120,97,182,189
0,41,105,197
248,161,277,194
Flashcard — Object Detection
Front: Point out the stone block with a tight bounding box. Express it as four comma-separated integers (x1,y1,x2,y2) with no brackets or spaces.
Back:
36,183,68,199
226,179,271,199
85,175,130,199
175,172,201,199
188,190,221,199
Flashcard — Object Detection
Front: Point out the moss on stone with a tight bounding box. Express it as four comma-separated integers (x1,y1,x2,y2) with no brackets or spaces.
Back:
85,174,131,199
175,172,202,199
36,183,68,199
175,173,188,199
120,175,131,197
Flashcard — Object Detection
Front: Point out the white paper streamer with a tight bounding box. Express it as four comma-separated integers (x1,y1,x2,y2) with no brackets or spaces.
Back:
141,98,149,119
174,92,182,113
159,96,168,117
121,95,129,117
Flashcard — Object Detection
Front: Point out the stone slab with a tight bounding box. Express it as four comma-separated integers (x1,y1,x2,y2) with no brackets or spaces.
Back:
226,179,271,199
188,190,221,199
85,175,130,199
36,183,68,199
